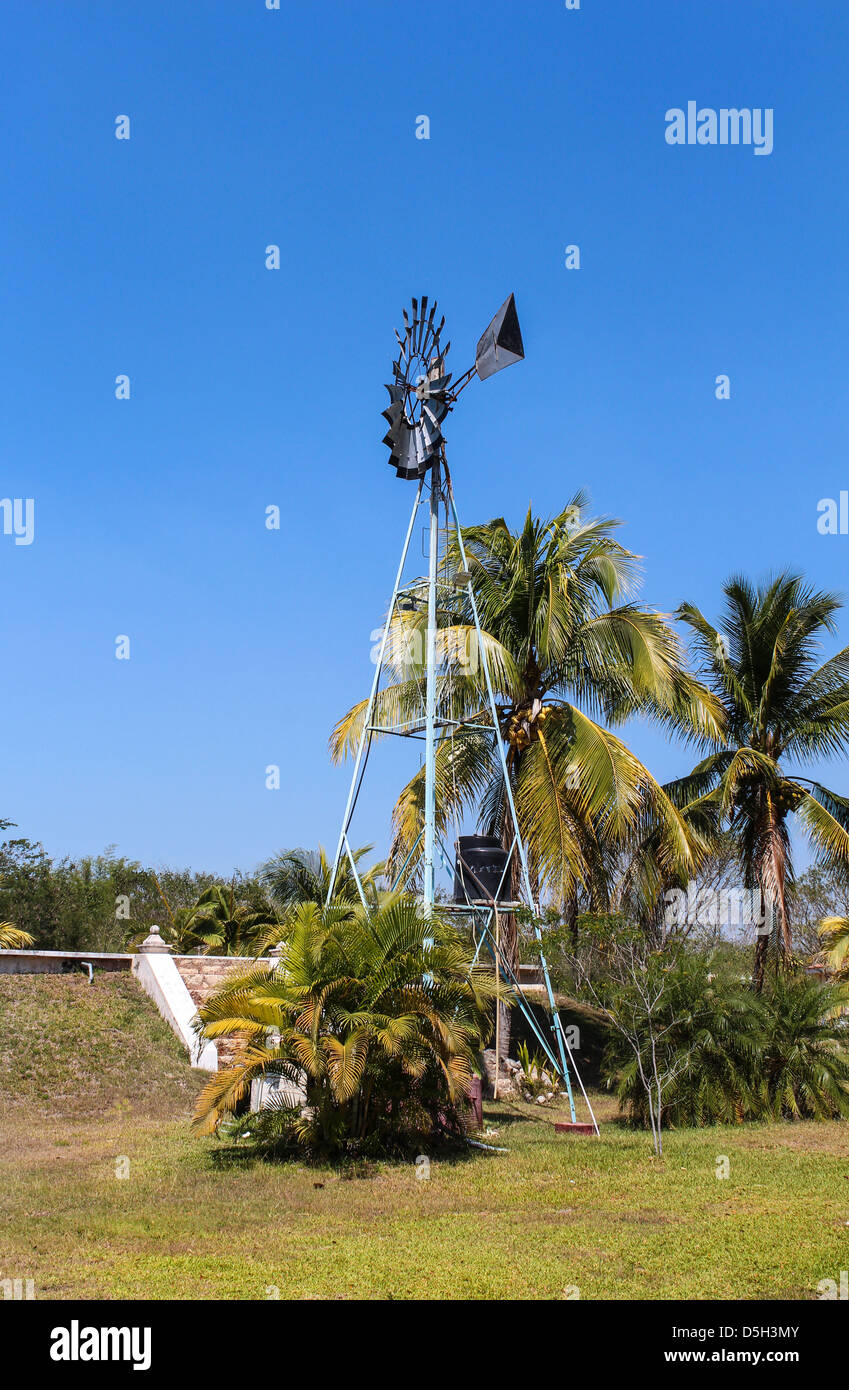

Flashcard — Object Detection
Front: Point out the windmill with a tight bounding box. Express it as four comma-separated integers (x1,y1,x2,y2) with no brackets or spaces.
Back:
327,294,597,1132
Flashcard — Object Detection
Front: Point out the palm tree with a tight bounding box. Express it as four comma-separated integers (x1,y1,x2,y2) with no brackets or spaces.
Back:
676,574,849,988
756,973,849,1119
607,950,762,1129
192,897,505,1155
259,844,384,910
331,495,721,1049
819,915,849,979
181,882,279,956
0,923,33,949
609,954,849,1126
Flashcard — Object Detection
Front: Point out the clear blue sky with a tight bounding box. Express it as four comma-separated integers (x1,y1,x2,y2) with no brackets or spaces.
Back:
2,1,848,878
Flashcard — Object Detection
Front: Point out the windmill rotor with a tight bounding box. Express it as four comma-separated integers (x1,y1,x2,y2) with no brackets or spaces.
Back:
382,292,526,478
382,296,453,480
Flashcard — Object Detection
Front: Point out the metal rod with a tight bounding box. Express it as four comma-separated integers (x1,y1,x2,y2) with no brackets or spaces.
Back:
326,480,424,905
366,726,426,740
343,833,371,913
474,915,565,1079
437,831,565,1080
390,828,424,894
447,480,534,903
556,1016,597,1132
422,461,440,913
447,364,477,400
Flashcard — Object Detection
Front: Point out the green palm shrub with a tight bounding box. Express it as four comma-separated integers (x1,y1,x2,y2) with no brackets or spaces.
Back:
192,897,505,1158
607,957,849,1127
606,953,761,1128
179,883,279,956
756,973,849,1120
0,922,34,949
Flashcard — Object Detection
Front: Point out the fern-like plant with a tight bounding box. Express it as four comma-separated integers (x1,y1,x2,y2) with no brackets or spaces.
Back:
756,973,849,1120
607,955,849,1127
192,897,507,1158
606,953,761,1128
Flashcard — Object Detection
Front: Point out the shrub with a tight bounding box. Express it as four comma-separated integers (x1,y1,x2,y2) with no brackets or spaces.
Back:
192,897,505,1159
607,956,849,1128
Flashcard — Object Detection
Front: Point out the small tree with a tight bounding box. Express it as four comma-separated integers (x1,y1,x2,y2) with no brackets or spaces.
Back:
568,918,703,1155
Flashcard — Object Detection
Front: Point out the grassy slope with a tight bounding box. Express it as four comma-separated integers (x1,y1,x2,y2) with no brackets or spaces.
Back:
0,973,203,1127
1,975,848,1300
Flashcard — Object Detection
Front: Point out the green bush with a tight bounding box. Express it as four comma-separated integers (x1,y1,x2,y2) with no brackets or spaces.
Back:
192,897,504,1159
607,956,849,1128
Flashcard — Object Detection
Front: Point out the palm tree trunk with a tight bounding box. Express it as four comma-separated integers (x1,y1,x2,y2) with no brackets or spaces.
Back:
565,891,578,946
753,931,769,994
753,799,790,991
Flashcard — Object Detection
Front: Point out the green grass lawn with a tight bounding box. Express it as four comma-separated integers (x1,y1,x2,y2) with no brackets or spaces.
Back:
2,974,848,1300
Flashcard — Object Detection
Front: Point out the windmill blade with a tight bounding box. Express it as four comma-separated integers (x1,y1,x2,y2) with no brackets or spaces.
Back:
421,401,445,432
382,403,404,438
426,373,449,391
399,430,421,475
419,415,443,453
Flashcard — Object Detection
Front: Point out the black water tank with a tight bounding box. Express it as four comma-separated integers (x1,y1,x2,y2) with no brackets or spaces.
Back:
453,835,510,904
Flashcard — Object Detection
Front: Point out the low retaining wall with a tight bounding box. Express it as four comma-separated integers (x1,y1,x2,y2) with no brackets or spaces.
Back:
172,956,246,1069
132,950,219,1072
1,946,245,1073
0,950,132,976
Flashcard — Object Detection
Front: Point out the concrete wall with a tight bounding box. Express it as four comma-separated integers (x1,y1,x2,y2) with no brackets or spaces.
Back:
132,951,219,1071
0,950,132,975
172,956,246,1069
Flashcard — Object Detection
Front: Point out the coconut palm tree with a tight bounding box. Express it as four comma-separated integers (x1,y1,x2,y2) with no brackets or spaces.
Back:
259,844,384,910
331,496,721,1049
676,573,849,988
192,897,505,1155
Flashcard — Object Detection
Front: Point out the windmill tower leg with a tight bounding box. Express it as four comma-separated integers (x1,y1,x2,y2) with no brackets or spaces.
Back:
326,480,424,906
422,461,441,914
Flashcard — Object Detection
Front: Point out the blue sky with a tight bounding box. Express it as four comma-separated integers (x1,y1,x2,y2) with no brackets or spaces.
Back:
2,0,848,879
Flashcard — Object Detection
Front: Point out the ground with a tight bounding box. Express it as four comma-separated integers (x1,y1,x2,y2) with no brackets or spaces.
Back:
2,974,848,1300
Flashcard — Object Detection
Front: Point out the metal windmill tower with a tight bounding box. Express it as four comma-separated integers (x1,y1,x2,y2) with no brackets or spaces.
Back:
327,294,597,1131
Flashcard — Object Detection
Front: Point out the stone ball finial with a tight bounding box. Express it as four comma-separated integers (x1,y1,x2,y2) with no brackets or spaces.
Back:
138,924,172,954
